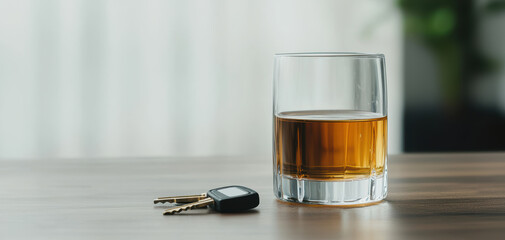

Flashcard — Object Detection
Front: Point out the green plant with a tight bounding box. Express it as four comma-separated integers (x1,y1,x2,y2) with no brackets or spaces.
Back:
397,0,505,109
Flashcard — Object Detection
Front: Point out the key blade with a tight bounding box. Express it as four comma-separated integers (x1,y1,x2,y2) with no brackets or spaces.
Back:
163,198,214,215
154,193,207,204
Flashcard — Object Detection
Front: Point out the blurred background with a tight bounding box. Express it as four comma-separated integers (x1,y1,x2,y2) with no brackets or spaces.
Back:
0,0,503,159
400,0,505,151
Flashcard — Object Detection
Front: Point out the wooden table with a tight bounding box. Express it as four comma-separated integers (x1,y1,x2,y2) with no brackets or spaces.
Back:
1,153,505,239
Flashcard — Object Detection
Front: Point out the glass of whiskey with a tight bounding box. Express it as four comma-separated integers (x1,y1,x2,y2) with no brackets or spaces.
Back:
273,52,388,205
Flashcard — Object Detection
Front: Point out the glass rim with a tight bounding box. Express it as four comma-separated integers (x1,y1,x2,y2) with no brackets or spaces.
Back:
274,52,384,58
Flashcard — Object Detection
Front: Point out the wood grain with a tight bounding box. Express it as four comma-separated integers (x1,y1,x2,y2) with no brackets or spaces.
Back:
1,153,505,239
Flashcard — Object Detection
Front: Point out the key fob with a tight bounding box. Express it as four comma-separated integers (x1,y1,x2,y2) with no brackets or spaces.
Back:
207,185,260,212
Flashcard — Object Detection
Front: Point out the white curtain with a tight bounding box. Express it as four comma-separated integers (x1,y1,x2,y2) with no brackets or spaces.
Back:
0,0,403,158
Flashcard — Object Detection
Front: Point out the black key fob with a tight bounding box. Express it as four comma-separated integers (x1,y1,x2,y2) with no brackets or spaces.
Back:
207,185,260,212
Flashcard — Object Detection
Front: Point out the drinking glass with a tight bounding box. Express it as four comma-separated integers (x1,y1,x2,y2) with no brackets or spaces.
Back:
273,52,388,205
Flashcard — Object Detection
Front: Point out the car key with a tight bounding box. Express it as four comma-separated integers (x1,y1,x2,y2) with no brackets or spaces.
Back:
155,185,259,215
154,193,207,204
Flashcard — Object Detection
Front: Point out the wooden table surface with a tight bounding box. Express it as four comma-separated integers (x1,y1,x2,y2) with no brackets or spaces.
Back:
1,153,505,240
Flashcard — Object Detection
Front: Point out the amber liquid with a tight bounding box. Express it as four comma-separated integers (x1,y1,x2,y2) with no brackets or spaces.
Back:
274,110,387,180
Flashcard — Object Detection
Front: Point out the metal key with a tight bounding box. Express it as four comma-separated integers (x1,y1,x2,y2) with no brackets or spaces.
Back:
154,193,207,204
154,185,260,215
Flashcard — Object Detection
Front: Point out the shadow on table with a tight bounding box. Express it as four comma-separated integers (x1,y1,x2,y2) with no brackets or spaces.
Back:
273,200,395,240
153,205,259,216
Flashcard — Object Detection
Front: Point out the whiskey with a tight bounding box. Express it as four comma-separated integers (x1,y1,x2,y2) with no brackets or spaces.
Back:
274,110,387,180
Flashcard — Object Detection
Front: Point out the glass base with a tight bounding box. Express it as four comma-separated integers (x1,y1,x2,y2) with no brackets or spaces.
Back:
273,173,387,206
